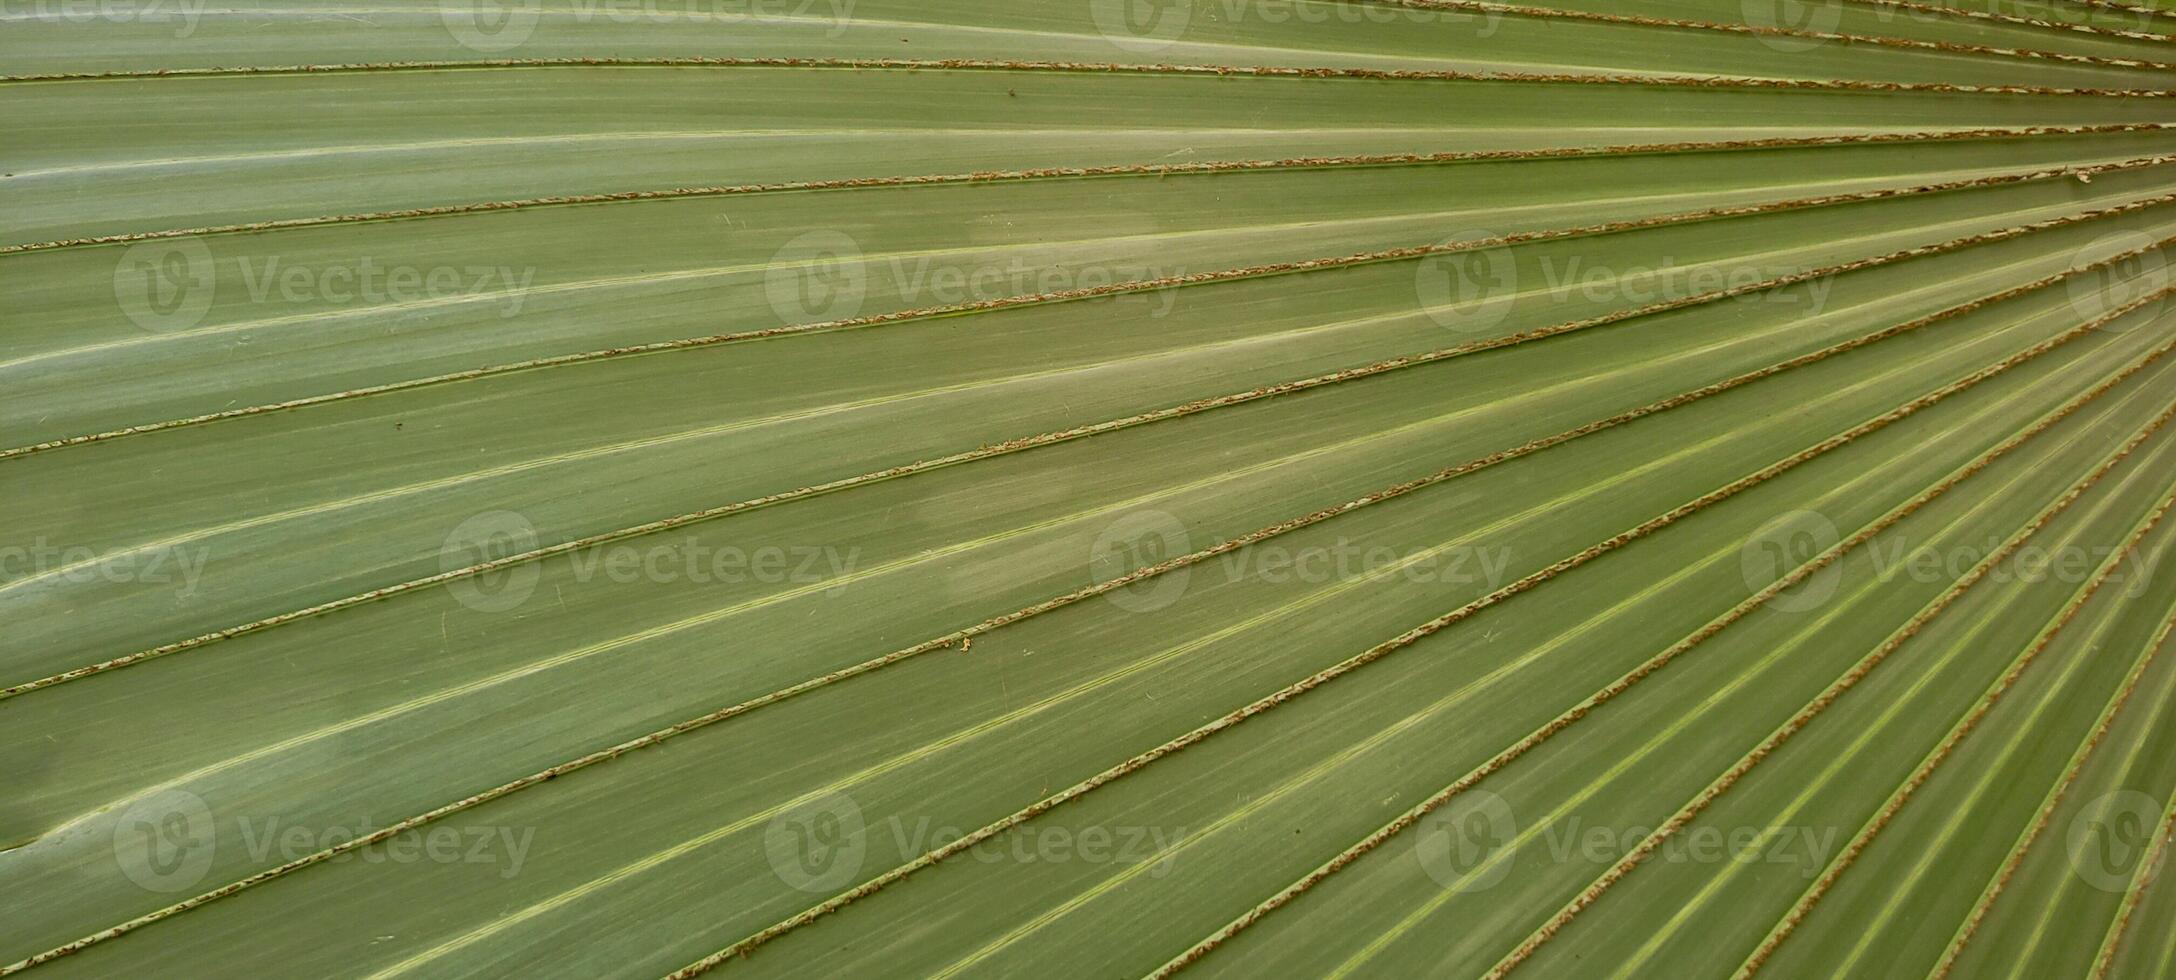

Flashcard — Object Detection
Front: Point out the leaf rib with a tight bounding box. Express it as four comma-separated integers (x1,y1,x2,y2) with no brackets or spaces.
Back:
939,310,2166,979
1731,471,2176,977
2058,0,2176,21
2090,793,2176,978
1370,0,2176,68
1147,291,2176,980
1837,0,2175,41
656,284,2176,980
12,169,2162,706
11,151,2165,466
14,124,2159,257
6,58,2173,97
18,220,2165,834
13,209,2153,980
1390,352,2176,980
18,0,2163,76
1965,598,2176,977
1925,613,2176,978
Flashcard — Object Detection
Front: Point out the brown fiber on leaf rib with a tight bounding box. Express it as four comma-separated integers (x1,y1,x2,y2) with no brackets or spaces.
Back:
6,199,2165,705
1734,497,2176,976
8,179,2168,704
6,58,2174,96
1368,0,2176,67
1158,302,2176,980
1489,413,2176,980
1927,614,2176,979
1837,0,2176,40
2066,0,2176,21
12,124,2164,256
12,221,2163,980
663,288,2176,980
8,155,2170,471
8,154,2170,466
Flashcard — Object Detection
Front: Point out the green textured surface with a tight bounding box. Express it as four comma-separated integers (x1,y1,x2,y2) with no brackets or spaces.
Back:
4,3,2174,979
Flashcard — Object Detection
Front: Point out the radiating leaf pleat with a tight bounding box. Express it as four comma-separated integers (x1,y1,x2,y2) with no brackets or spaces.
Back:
6,4,2174,979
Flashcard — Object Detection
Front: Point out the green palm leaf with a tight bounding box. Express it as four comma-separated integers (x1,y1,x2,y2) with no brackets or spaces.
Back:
3,2,2172,977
